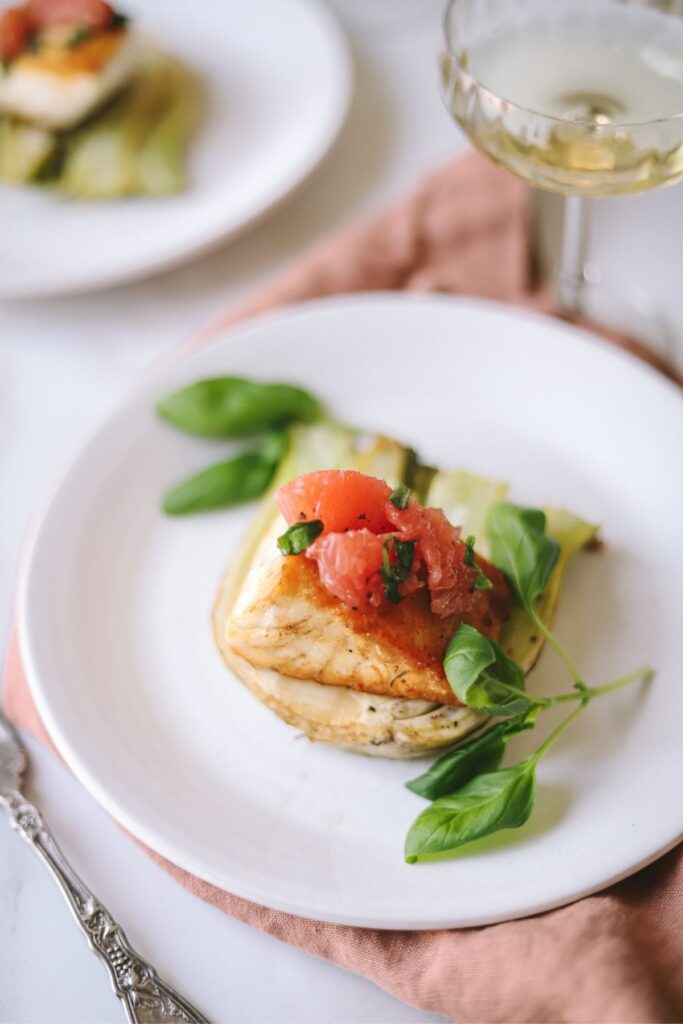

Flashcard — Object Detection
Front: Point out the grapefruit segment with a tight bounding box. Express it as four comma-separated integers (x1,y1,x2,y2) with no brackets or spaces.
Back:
277,470,506,620
387,500,478,616
25,0,114,30
306,530,387,609
0,7,32,60
276,469,393,535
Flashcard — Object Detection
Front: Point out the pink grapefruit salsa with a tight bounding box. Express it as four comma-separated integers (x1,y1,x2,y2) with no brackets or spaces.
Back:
275,470,501,616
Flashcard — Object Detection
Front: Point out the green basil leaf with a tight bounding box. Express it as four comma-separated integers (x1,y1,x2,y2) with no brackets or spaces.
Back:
405,715,533,800
277,519,324,555
407,732,505,801
256,429,289,465
68,27,91,47
394,537,415,573
389,482,411,509
444,623,537,717
380,541,401,604
156,377,323,438
463,535,493,591
379,537,415,604
487,503,560,609
403,448,437,502
404,759,536,861
163,450,276,515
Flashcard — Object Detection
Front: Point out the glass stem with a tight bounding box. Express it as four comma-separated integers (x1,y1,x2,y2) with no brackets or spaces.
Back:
557,194,591,317
554,195,674,361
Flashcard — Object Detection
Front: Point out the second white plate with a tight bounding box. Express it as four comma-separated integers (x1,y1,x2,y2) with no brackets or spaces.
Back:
19,295,683,928
0,0,351,298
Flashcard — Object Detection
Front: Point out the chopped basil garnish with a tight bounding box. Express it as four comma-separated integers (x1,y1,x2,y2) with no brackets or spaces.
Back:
463,535,493,591
395,537,415,573
389,483,411,509
68,27,91,48
277,519,324,556
379,537,415,604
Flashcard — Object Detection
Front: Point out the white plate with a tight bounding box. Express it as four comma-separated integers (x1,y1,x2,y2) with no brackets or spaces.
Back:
19,295,683,929
0,0,351,299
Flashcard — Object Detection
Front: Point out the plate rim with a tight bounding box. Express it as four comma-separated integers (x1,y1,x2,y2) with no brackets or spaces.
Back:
0,0,353,300
16,293,683,929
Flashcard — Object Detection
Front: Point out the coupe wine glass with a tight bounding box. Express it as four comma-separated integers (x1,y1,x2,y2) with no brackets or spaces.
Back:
441,0,683,355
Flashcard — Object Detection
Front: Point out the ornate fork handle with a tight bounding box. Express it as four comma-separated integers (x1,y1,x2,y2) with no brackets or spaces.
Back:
3,790,209,1024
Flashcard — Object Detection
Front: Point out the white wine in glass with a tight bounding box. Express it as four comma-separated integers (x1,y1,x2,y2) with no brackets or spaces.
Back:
441,0,683,351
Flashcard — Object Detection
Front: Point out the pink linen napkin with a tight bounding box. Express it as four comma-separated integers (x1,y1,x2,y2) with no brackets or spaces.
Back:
4,152,683,1024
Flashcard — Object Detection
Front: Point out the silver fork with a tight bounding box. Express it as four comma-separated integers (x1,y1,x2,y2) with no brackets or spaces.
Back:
0,710,209,1024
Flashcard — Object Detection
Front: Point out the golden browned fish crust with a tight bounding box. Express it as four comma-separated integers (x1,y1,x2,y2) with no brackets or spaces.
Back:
212,555,487,757
16,26,127,78
225,536,511,705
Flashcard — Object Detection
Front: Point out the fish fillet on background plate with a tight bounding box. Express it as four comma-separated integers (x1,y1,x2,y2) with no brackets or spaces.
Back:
0,0,199,196
0,2,136,129
213,425,596,758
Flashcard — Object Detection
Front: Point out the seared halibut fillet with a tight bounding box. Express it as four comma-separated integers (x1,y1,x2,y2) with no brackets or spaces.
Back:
226,519,511,706
0,24,136,129
213,524,488,758
212,433,597,759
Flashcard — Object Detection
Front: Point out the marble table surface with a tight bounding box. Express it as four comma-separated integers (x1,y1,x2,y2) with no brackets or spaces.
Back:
1,1,681,1020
